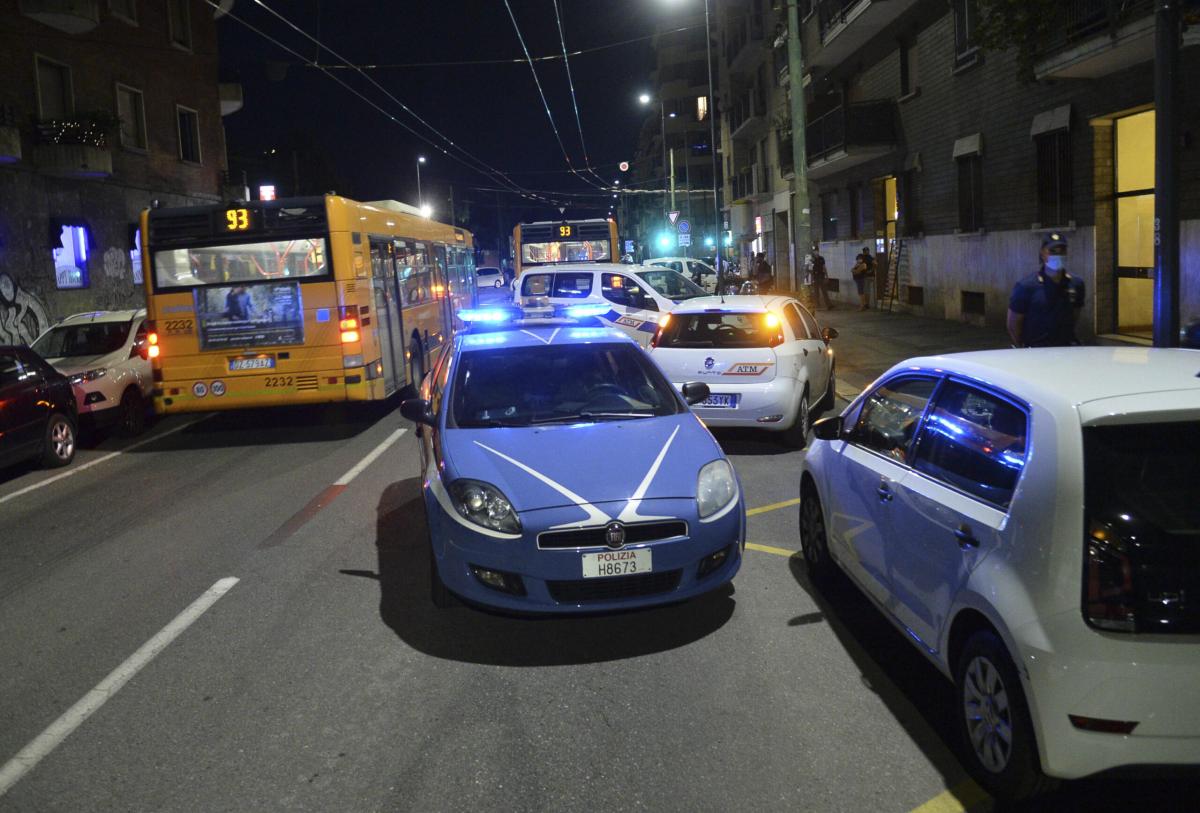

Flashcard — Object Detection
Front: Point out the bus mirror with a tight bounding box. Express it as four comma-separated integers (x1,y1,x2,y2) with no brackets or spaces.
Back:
400,398,436,427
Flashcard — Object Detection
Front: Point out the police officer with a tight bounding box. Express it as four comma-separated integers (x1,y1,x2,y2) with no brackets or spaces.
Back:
1006,233,1085,347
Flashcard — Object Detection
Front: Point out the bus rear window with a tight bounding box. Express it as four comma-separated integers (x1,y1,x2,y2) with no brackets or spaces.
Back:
153,238,327,289
657,313,776,348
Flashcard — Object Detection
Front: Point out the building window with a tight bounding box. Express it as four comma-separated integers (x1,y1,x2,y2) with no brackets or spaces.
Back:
35,56,73,120
1036,130,1072,227
116,84,147,150
957,155,983,232
821,192,838,242
109,0,137,24
953,0,979,66
696,95,708,122
168,0,191,50
176,105,201,163
53,224,90,289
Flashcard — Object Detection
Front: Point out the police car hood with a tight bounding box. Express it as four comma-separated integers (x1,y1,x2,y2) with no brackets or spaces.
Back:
442,413,721,513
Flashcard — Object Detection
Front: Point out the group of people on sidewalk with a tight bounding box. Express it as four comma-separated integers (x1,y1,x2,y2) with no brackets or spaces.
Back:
797,232,1085,348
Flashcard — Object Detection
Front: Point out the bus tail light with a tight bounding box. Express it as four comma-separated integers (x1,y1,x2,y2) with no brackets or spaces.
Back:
341,329,360,343
338,305,358,331
146,325,161,358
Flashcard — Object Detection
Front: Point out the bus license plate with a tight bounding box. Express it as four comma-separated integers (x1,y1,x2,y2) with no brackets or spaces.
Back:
581,549,652,578
229,356,275,371
700,393,737,408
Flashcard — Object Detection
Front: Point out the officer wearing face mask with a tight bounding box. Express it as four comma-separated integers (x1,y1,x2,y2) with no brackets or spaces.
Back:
1006,233,1085,347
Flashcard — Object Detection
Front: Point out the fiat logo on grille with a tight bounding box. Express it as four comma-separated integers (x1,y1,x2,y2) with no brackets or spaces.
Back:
604,521,626,550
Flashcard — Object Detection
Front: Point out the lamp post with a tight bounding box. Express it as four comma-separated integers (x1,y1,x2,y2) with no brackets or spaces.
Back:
638,93,671,211
416,155,426,212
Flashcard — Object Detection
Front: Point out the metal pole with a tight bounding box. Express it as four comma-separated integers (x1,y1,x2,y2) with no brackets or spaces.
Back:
1153,0,1180,347
659,101,669,218
416,158,423,208
669,148,677,211
704,0,722,290
787,0,812,293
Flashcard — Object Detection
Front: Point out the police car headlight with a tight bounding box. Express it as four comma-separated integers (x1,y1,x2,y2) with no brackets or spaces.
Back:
697,459,737,519
69,368,107,385
448,479,521,534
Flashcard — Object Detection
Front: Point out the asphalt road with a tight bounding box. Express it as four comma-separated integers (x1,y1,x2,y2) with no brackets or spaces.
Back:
1,302,1195,812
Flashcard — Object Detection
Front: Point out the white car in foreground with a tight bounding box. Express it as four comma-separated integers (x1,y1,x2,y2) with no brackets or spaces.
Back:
798,348,1200,800
31,309,152,436
648,295,837,446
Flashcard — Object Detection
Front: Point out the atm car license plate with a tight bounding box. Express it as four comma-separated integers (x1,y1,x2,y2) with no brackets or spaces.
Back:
229,356,275,371
581,549,652,578
699,393,738,408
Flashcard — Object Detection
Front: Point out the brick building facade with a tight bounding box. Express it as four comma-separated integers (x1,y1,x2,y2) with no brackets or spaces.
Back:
714,0,1199,341
0,0,231,345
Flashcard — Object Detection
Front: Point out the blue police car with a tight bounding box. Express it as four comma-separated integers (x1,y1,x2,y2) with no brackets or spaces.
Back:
400,305,745,612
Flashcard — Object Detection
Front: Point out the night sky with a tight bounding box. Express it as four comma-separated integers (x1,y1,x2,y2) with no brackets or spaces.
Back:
218,0,672,252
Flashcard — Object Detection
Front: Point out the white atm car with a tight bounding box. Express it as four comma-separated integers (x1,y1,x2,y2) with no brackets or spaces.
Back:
515,262,706,346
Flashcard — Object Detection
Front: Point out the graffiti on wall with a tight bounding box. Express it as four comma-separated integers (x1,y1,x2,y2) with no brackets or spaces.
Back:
0,272,51,346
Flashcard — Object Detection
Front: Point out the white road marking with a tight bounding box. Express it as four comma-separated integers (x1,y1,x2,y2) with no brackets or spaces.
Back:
0,415,210,506
0,577,239,798
333,428,407,486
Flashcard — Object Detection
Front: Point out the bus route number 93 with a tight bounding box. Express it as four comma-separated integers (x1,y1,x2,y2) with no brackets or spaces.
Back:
558,224,573,238
225,208,252,232
264,376,293,388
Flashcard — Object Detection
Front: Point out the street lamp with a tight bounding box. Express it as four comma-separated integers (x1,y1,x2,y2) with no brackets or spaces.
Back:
416,155,426,210
419,203,433,219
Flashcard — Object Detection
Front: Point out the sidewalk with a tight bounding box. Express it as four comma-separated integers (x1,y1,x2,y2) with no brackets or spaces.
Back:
809,305,1011,399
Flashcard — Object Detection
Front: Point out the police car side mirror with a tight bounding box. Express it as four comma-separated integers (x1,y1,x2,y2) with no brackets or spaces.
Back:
811,416,843,441
682,381,710,406
821,327,838,343
400,398,436,427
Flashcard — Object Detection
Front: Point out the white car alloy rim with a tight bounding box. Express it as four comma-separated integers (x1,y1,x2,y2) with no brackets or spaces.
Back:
962,655,1013,773
51,421,74,460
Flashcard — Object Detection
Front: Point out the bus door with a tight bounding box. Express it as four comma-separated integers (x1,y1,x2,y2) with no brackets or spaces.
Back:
433,244,454,341
369,239,404,393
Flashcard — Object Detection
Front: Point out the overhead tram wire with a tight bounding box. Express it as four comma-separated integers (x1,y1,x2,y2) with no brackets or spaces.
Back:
502,0,608,191
552,0,611,190
232,0,558,206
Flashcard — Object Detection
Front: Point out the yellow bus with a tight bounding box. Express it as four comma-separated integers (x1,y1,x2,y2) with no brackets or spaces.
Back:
140,195,475,414
512,218,618,278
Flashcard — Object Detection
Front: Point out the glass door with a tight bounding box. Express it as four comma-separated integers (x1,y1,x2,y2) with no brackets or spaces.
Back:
1114,110,1155,338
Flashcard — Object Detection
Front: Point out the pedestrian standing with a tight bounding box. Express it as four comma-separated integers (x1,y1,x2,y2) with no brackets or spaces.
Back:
754,252,774,292
809,245,831,309
852,246,875,311
1006,233,1086,347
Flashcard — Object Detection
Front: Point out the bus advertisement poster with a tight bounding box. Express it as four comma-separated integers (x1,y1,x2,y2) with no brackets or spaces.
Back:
194,281,305,350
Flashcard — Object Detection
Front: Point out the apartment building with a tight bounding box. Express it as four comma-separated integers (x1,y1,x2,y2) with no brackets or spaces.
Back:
0,0,238,344
628,14,721,262
716,0,1200,341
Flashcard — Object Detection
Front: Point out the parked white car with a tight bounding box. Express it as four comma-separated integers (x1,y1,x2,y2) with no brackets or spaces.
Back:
649,295,837,446
476,266,505,288
798,348,1200,799
645,257,718,292
515,262,707,346
31,309,152,436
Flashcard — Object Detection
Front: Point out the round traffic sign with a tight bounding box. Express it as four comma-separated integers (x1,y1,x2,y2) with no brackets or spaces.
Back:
619,161,630,172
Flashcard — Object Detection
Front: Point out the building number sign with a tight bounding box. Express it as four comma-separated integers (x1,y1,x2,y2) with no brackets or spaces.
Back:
224,208,252,232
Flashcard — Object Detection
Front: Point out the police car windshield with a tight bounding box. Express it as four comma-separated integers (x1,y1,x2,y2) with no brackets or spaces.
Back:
657,312,774,348
639,269,707,301
452,343,682,427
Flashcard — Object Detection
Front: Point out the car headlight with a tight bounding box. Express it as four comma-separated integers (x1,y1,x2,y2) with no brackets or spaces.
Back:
448,479,522,534
69,368,107,384
697,459,737,519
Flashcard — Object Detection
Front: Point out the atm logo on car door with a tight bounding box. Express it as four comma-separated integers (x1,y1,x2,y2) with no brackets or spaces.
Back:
723,362,775,376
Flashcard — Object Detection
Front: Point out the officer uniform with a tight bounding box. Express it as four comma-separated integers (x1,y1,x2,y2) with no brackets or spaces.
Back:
1008,234,1085,347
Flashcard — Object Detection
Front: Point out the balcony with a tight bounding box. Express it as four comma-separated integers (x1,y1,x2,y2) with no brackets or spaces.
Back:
731,163,771,202
724,11,767,77
18,0,98,34
33,119,113,178
809,0,923,70
1033,0,1186,80
727,88,769,141
805,100,897,179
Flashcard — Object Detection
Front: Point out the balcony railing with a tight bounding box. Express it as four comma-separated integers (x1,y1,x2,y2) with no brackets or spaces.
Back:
731,164,770,200
1038,0,1154,54
727,87,768,138
805,100,896,163
724,10,766,73
817,0,863,42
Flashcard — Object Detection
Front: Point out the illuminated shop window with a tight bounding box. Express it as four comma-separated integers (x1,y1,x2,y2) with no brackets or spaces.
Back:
53,224,89,289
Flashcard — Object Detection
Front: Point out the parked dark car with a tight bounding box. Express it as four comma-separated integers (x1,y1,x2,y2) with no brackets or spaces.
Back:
0,345,77,469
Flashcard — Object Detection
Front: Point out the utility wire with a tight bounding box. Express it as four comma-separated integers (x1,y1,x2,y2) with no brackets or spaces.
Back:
502,0,607,191
552,0,610,189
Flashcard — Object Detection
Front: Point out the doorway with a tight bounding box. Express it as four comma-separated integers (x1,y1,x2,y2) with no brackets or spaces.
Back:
1114,109,1155,338
872,175,900,302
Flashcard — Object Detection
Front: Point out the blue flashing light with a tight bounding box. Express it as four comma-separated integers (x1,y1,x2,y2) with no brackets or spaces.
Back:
458,308,514,323
564,303,610,318
463,333,509,346
566,328,612,340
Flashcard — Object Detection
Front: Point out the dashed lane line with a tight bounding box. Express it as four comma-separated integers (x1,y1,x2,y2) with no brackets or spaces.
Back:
747,497,800,516
746,542,797,557
0,415,211,507
0,577,239,798
908,779,990,813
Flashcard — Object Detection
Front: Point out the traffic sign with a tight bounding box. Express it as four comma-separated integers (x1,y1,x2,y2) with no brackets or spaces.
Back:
678,233,692,247
667,210,681,225
619,161,630,172
677,219,691,234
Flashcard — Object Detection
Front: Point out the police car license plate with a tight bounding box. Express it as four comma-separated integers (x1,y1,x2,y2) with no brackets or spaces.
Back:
581,549,652,578
229,356,275,371
700,393,737,408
